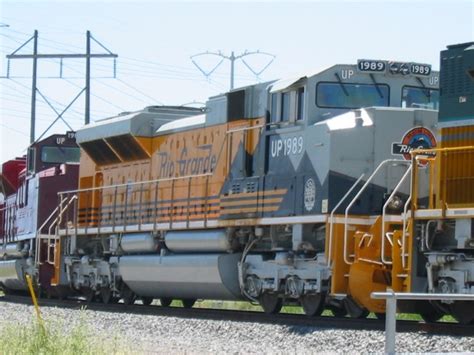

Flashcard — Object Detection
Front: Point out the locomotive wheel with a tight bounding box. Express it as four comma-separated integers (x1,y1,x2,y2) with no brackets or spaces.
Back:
300,293,325,317
181,299,196,309
450,301,474,324
160,298,172,307
328,305,347,318
100,288,112,304
259,293,283,314
344,297,369,319
84,289,96,303
375,313,386,320
141,297,153,306
122,288,136,305
419,302,444,323
55,287,67,300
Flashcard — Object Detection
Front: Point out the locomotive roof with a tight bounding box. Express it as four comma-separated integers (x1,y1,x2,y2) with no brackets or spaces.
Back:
155,114,206,134
268,65,331,93
76,106,203,144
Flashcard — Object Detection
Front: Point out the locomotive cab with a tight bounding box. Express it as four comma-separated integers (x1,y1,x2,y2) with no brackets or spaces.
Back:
0,133,80,294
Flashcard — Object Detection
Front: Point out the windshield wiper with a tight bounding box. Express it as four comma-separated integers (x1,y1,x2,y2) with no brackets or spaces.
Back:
416,77,431,100
334,73,349,97
370,74,384,99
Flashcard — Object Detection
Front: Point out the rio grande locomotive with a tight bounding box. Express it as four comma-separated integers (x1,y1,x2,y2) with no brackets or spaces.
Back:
2,48,472,324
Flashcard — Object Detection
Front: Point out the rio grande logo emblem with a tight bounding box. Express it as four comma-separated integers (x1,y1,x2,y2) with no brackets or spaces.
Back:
392,127,436,167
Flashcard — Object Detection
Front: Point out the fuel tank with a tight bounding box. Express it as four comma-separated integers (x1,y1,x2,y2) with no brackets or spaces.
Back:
0,259,26,290
164,229,234,252
0,243,26,258
118,253,243,300
119,233,158,254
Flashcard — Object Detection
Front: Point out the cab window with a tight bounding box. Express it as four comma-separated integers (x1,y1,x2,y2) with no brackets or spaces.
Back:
41,146,80,164
316,82,389,109
402,86,439,110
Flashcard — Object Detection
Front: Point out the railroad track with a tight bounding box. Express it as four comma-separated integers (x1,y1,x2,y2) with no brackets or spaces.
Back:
1,294,472,336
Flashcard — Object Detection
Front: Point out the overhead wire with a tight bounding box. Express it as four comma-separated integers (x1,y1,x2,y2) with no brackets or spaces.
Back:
2,29,257,82
0,125,29,137
59,59,163,107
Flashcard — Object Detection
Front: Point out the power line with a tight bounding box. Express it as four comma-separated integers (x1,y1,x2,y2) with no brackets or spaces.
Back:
115,78,163,105
191,50,275,90
64,78,125,112
5,30,118,142
59,59,162,107
6,79,85,119
0,122,29,137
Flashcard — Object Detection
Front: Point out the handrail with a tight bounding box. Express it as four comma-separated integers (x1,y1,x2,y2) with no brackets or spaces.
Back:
48,195,77,236
401,195,411,269
327,173,365,267
58,172,214,196
411,145,474,155
343,159,409,265
35,196,68,265
380,165,412,265
226,124,264,134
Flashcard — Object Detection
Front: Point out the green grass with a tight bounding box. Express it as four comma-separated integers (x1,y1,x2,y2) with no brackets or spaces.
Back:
190,300,457,322
0,314,127,355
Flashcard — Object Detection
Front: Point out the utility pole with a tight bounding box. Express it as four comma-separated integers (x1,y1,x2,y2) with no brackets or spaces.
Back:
30,30,38,144
6,30,118,143
191,50,275,90
85,31,91,125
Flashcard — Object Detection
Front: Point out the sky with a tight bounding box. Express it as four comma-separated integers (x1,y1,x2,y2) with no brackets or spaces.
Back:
0,0,473,164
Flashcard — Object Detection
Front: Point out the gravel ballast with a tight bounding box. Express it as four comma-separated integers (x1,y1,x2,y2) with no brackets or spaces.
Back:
0,302,472,354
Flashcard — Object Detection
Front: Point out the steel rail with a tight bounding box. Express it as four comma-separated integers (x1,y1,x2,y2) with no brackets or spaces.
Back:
1,294,471,336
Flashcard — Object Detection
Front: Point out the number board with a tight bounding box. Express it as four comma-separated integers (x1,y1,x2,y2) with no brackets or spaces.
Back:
388,61,431,76
357,60,386,73
409,63,431,76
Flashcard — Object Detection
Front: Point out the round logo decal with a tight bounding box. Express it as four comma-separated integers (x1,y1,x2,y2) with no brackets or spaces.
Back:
304,178,316,212
392,127,436,166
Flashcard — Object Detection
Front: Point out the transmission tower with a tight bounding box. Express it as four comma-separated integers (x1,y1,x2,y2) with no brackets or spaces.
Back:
6,30,118,143
191,50,275,90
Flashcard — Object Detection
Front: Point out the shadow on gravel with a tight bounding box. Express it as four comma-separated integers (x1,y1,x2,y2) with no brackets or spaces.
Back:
285,325,320,335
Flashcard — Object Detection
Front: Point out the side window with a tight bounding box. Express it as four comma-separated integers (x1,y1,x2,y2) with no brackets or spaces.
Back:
27,148,36,174
22,181,28,207
297,87,305,121
270,93,279,123
281,92,290,122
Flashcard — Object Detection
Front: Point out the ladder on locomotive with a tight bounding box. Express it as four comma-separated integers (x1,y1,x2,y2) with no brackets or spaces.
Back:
35,195,77,267
330,159,414,289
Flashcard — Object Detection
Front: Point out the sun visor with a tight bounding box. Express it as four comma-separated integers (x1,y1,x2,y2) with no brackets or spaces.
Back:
269,76,306,93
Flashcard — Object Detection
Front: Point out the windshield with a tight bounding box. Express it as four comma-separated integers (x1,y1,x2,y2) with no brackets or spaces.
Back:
402,86,439,110
316,82,389,109
41,146,80,164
